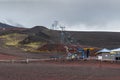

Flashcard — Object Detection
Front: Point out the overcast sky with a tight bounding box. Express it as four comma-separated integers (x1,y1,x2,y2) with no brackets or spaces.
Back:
0,0,120,31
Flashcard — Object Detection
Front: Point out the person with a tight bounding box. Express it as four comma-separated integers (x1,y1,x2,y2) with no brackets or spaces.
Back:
86,49,90,58
66,52,72,60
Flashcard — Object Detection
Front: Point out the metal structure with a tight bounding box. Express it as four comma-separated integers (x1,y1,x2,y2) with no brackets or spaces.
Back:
51,21,76,44
60,26,65,44
59,26,76,44
51,21,58,30
65,32,75,44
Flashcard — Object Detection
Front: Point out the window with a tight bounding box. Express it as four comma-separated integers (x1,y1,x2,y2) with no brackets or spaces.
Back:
105,55,108,57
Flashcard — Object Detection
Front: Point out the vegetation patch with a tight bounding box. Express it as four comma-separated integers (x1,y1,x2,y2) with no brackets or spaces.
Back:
22,42,46,52
0,33,27,47
0,33,47,53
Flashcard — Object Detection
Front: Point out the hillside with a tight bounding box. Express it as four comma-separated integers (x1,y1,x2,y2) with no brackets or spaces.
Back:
71,31,120,48
0,22,16,28
0,22,27,35
20,26,60,44
20,26,120,49
1,26,120,52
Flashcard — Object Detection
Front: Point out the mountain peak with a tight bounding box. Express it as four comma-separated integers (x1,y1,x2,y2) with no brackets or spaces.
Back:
0,22,16,28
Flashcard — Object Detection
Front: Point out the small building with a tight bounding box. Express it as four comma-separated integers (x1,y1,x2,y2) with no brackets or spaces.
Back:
111,48,120,60
96,48,113,61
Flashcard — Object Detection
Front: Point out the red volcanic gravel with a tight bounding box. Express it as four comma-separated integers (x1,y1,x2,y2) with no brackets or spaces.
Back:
0,61,119,80
0,53,20,60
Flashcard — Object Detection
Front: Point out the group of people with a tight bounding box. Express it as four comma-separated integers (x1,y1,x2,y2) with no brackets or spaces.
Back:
64,46,90,60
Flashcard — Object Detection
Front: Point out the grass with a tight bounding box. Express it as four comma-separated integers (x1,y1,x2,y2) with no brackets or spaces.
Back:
22,42,46,52
0,33,46,53
24,42,43,49
0,33,27,46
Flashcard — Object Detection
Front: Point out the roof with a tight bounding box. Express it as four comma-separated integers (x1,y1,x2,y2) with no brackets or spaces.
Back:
96,48,111,54
111,48,120,52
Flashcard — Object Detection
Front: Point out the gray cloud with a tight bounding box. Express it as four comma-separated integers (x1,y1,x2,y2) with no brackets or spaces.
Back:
0,0,120,31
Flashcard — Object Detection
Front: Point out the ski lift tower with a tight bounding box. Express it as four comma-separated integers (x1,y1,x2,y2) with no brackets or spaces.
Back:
60,26,65,44
51,21,58,30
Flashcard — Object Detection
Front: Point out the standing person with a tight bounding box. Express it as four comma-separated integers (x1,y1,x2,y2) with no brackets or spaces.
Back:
86,49,90,58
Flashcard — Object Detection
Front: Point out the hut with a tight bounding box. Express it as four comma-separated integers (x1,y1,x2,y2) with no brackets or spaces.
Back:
96,48,112,60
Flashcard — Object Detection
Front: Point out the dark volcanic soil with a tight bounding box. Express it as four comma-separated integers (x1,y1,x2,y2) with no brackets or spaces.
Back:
20,26,120,48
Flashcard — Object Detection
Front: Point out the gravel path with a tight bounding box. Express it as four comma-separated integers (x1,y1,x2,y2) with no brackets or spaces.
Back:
0,62,119,80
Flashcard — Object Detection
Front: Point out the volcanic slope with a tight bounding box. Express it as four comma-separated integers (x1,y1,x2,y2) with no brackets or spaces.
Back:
1,25,120,49
20,26,120,49
0,22,16,28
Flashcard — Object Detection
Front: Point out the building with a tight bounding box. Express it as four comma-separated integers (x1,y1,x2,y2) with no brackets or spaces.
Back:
111,48,120,60
96,48,114,61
